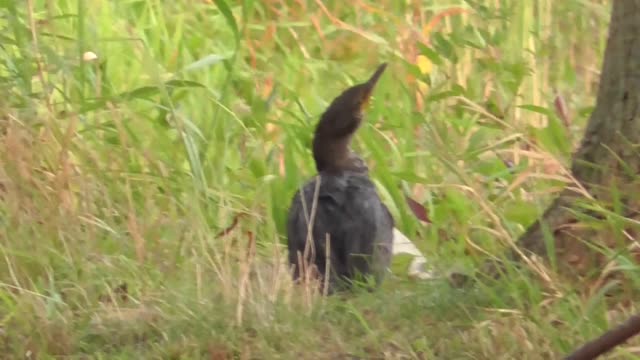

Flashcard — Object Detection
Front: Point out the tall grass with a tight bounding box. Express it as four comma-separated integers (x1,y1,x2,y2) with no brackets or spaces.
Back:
1,0,637,358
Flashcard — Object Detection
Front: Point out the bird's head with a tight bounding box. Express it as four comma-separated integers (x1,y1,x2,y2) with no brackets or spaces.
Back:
312,63,387,172
315,63,387,136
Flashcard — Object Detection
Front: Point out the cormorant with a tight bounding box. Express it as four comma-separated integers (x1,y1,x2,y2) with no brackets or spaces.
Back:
286,63,394,294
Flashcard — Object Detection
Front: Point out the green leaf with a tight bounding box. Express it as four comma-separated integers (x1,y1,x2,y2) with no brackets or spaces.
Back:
545,116,572,156
121,86,160,100
165,79,206,89
432,32,457,63
426,89,460,103
249,157,267,178
213,0,239,46
578,106,595,118
470,26,487,48
518,104,553,118
182,54,230,73
418,44,444,66
503,200,539,227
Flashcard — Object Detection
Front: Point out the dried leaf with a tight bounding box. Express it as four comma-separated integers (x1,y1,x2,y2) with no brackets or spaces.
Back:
216,213,247,238
554,94,571,128
404,194,431,223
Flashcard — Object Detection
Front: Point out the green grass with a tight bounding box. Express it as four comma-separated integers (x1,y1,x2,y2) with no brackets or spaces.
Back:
1,0,638,358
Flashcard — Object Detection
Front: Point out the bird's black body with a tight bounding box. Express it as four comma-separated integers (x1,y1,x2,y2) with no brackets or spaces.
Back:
286,64,394,293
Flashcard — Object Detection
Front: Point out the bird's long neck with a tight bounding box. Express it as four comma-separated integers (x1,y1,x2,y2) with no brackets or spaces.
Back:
312,129,367,174
312,132,348,173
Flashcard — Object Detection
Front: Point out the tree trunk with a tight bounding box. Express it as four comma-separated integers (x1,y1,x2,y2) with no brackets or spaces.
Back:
510,1,640,277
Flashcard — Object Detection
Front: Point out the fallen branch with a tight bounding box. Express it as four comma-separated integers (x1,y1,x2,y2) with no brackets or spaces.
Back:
565,313,640,360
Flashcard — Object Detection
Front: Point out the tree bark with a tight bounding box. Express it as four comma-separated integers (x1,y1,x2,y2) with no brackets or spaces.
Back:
509,1,640,276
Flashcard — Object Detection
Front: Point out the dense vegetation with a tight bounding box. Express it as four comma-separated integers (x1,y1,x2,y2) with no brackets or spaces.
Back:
1,1,636,358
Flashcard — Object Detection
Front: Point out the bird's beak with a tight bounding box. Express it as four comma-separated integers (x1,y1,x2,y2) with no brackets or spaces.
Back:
361,63,387,106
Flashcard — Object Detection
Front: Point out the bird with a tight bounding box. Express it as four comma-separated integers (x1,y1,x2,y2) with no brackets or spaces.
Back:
286,63,394,294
